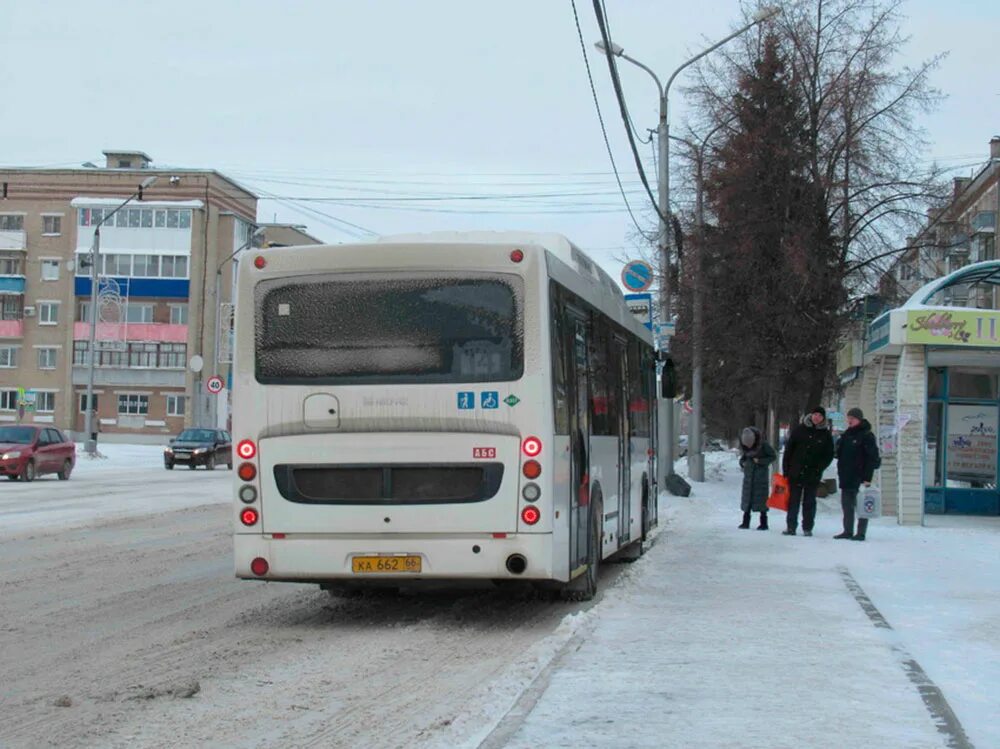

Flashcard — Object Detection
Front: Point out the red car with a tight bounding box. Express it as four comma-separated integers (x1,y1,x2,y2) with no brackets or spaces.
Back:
0,425,76,482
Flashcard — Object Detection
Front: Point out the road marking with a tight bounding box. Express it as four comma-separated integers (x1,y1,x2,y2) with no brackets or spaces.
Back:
838,566,975,749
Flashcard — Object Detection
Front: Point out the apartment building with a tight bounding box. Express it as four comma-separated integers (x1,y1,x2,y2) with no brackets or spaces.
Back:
880,136,1000,307
0,150,260,442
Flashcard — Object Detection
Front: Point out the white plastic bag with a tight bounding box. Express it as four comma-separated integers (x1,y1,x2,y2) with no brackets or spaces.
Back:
857,485,882,519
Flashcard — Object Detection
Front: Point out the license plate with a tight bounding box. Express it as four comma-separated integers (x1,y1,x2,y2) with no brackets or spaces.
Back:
351,555,422,574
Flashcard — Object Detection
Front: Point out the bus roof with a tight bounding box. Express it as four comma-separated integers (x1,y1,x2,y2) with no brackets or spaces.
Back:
375,231,653,344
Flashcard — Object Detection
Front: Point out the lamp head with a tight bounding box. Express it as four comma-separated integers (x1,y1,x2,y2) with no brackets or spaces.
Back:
753,6,781,22
594,40,624,57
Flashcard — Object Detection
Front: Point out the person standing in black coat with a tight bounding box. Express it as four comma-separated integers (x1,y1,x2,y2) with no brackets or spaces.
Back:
781,406,835,537
834,407,881,541
738,427,777,530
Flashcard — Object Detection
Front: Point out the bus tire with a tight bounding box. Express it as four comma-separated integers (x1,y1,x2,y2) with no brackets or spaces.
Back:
560,493,601,602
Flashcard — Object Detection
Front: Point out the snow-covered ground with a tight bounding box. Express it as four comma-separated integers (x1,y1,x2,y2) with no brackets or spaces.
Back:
0,443,230,538
442,453,999,749
2,447,996,748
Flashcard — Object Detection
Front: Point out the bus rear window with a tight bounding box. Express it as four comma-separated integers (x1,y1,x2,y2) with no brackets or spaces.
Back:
254,273,523,384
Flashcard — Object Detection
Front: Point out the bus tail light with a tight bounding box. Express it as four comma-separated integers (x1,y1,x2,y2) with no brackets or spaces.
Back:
239,485,258,504
523,460,542,479
240,507,259,526
521,436,542,457
250,557,269,576
521,506,540,525
522,483,541,502
510,249,524,263
238,462,257,482
237,440,257,460
253,255,267,270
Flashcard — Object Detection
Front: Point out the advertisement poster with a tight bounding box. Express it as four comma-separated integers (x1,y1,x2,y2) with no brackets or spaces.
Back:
907,309,1000,348
946,405,998,483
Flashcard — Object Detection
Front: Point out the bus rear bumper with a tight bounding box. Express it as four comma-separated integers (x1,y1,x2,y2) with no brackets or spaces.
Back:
234,532,561,583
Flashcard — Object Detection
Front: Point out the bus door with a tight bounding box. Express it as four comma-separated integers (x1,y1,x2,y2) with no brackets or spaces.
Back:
615,337,631,544
567,312,591,573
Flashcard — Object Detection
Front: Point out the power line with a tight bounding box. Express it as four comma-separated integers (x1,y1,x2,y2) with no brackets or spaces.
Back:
570,0,655,241
592,0,669,227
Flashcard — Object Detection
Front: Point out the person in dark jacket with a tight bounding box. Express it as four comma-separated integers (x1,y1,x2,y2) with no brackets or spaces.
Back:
834,407,881,541
738,427,777,530
781,406,835,537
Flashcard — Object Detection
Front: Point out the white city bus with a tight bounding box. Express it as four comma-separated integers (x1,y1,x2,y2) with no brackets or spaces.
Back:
232,232,658,599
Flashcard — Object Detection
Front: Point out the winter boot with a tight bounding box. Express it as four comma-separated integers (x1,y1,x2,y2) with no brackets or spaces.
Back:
739,511,751,530
782,529,796,536
834,531,853,540
757,513,768,530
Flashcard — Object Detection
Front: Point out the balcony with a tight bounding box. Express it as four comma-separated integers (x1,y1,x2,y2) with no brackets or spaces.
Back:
73,322,187,342
0,277,26,295
0,231,27,250
0,319,24,339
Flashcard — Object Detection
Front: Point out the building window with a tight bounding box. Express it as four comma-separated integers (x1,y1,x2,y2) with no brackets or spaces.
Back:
42,216,62,235
37,347,57,370
118,159,132,168
166,394,186,417
75,252,188,280
41,259,60,281
0,253,23,275
2,296,23,320
0,215,24,231
38,302,59,325
78,301,92,323
118,393,149,415
124,303,154,323
169,304,188,325
0,347,18,367
79,393,99,413
159,343,187,368
0,389,17,411
35,392,55,413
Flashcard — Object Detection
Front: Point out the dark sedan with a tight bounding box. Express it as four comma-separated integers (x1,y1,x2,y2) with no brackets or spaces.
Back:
164,428,233,470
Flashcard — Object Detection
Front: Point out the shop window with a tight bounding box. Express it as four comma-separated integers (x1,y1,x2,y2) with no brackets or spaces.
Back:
927,368,945,399
949,370,997,400
945,403,997,488
925,401,944,487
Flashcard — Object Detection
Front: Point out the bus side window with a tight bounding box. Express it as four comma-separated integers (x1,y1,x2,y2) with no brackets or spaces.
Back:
628,341,649,437
551,291,570,435
590,317,616,436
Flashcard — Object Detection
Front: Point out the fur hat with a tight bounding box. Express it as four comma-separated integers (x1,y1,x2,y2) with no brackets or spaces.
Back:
847,407,864,420
740,427,759,449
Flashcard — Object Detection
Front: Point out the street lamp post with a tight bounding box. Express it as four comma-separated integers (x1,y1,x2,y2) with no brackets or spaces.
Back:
83,176,158,456
596,6,778,485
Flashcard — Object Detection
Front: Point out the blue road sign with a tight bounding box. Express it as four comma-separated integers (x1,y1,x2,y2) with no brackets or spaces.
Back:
481,391,499,409
458,392,475,410
621,260,654,292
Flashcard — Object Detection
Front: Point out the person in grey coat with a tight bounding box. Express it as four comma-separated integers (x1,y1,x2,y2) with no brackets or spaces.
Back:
739,427,777,530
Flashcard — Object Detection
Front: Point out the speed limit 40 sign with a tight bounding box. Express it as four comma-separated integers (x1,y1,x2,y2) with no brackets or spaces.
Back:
206,375,225,394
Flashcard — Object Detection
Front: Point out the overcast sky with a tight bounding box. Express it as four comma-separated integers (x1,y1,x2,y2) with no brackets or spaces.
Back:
2,0,997,276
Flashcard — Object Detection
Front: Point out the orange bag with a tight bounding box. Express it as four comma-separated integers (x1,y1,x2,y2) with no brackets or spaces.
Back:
767,473,790,512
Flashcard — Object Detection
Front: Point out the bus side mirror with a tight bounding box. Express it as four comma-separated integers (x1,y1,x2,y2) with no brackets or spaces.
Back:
660,356,677,399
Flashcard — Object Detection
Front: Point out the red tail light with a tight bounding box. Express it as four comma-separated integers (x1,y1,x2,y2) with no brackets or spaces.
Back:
238,462,257,481
237,440,257,460
240,507,259,526
250,557,269,576
521,506,540,525
523,460,542,479
510,249,524,263
253,255,267,269
521,436,542,457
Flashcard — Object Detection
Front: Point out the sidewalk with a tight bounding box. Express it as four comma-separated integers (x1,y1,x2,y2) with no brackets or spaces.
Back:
496,454,998,749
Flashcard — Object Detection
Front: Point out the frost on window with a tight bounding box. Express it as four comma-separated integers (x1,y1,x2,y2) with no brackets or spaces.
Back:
255,273,523,384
